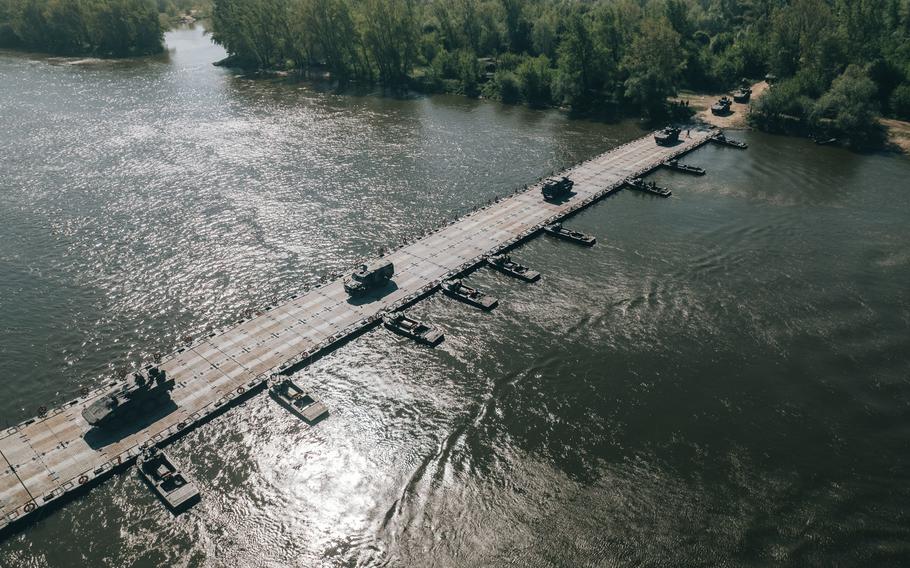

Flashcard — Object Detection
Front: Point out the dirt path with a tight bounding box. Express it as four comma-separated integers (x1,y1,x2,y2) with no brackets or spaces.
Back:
674,81,769,130
881,118,910,154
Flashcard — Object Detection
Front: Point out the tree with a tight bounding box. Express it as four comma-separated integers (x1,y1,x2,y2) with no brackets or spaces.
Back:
554,9,600,109
359,0,418,85
810,64,885,148
622,18,684,120
516,54,552,107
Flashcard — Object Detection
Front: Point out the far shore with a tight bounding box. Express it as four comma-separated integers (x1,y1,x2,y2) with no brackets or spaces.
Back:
675,81,910,154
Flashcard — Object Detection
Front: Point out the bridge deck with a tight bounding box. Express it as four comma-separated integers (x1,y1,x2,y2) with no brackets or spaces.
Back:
0,130,713,530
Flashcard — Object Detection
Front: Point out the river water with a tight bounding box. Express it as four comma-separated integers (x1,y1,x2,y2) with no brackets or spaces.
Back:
2,26,910,567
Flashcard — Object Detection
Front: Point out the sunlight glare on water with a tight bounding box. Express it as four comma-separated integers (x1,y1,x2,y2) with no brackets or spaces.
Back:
1,25,910,567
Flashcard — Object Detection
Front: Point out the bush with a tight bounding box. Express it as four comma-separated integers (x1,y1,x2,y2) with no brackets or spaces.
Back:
810,65,885,148
516,55,553,107
493,70,522,104
890,84,910,121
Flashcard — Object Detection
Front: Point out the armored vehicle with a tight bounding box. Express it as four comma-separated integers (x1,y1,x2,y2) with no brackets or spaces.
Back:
343,260,394,296
487,255,540,282
711,97,732,115
541,176,574,201
732,88,751,103
654,126,681,146
81,367,175,428
441,279,498,310
137,447,200,513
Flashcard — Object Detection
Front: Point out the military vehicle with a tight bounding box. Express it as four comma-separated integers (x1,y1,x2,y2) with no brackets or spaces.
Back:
542,223,596,246
441,279,498,310
343,260,394,296
383,313,444,346
541,176,574,201
81,367,176,428
711,97,732,115
625,177,672,198
654,126,681,146
662,159,706,176
732,87,751,103
137,447,200,513
270,378,328,423
487,255,540,282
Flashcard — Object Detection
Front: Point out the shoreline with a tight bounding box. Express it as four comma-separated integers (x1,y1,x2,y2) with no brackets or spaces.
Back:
676,81,910,154
675,81,769,131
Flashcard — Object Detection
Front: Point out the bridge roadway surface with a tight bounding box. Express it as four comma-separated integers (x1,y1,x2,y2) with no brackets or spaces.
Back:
0,130,713,531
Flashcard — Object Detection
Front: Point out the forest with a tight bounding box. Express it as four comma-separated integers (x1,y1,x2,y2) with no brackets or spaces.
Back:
0,0,165,56
208,0,910,146
2,0,909,147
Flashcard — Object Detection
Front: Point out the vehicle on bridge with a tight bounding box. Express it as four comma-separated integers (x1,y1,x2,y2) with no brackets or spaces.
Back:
343,260,394,296
654,126,681,146
541,176,574,201
81,367,175,428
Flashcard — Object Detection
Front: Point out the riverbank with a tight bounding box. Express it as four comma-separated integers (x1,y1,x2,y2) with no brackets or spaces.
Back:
674,81,769,130
882,118,910,153
676,81,909,155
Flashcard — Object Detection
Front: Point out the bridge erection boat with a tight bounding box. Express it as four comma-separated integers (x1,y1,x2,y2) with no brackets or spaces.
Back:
625,177,672,198
662,159,705,176
136,448,200,514
542,223,596,246
383,313,444,346
441,279,498,310
269,378,328,423
487,254,540,282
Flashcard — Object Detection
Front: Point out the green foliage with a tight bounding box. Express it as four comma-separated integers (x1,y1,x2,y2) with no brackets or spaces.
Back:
492,69,521,103
456,48,480,97
891,85,910,121
810,64,886,148
622,18,684,119
750,78,816,131
517,54,552,107
202,0,910,135
0,0,164,56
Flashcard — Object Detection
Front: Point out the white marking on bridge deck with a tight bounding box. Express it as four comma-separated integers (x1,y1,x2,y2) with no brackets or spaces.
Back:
0,131,712,528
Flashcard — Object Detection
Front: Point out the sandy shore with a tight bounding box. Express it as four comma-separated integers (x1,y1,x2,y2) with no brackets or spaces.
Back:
674,81,769,130
677,82,909,154
881,118,910,154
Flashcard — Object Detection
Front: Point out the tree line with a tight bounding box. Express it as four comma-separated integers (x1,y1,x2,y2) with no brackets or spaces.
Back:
0,0,164,57
208,0,910,131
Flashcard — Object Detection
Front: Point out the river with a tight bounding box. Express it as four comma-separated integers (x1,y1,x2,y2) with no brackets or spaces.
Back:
1,25,910,567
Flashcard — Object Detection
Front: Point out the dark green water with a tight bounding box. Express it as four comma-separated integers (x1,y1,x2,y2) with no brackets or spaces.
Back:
2,26,910,567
